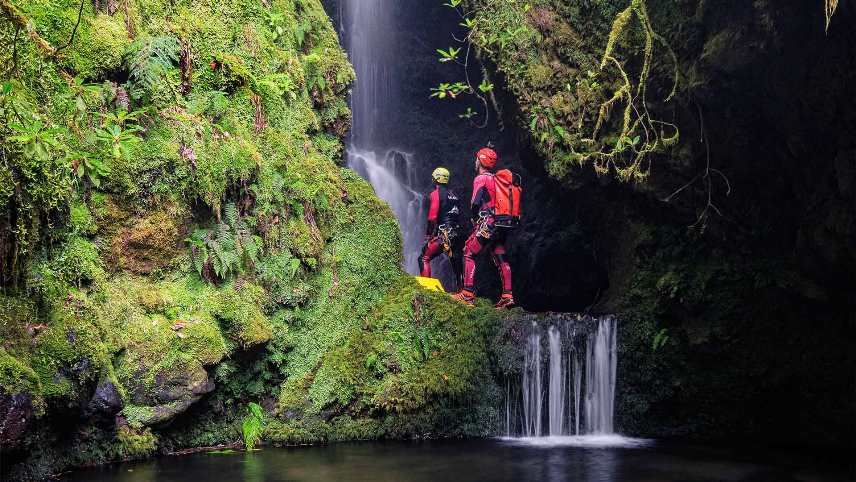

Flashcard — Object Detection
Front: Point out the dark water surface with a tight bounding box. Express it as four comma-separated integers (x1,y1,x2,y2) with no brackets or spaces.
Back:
63,438,848,482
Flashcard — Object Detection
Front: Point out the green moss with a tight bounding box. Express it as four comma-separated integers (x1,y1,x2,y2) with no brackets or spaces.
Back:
28,236,106,300
114,426,158,459
69,198,97,236
0,0,505,476
121,405,156,430
65,13,131,80
208,282,272,348
27,305,111,399
0,348,42,403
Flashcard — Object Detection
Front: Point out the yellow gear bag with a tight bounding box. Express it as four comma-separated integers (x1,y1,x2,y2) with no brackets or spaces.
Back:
415,276,445,292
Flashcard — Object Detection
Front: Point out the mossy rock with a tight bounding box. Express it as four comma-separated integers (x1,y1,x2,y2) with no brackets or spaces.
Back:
107,203,189,274
64,13,132,80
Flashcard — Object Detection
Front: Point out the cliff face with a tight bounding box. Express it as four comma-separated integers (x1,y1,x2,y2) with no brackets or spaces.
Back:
0,1,505,480
459,0,855,444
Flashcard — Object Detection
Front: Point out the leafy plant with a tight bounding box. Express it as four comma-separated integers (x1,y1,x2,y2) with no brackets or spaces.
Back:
652,328,670,352
66,114,142,188
295,18,314,48
265,10,287,42
436,47,461,63
241,402,266,451
429,0,502,127
477,78,493,93
188,203,263,281
67,150,108,188
303,54,328,93
8,120,66,162
458,107,477,119
430,82,468,99
123,35,181,99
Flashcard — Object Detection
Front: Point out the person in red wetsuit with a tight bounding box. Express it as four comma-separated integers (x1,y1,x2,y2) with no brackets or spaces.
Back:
452,147,515,308
419,167,463,288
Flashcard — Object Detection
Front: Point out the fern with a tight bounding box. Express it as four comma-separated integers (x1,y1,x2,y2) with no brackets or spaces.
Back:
295,18,313,48
241,402,265,451
224,203,239,229
124,35,180,99
187,230,209,275
186,203,262,281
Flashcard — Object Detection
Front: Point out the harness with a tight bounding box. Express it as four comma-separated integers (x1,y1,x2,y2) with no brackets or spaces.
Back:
475,210,494,240
438,223,456,258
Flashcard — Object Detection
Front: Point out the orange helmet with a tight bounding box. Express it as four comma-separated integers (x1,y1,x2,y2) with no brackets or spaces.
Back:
476,147,498,169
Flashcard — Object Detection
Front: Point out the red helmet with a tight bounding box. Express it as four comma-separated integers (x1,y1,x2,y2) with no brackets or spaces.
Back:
476,147,498,169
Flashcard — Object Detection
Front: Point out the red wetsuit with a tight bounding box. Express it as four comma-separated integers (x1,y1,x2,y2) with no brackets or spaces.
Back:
420,188,444,277
462,172,513,294
419,186,462,284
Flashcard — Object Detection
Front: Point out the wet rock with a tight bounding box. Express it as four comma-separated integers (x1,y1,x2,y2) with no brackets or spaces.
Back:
125,365,216,427
0,388,34,452
86,378,124,417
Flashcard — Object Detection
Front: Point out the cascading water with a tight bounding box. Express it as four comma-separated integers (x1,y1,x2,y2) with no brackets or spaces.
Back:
585,317,617,434
521,327,543,437
505,315,642,446
548,325,564,436
338,0,426,274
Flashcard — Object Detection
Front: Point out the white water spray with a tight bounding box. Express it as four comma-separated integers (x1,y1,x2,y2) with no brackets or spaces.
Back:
347,149,426,272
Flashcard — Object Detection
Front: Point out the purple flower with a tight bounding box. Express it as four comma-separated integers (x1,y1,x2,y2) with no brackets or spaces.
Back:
179,145,196,162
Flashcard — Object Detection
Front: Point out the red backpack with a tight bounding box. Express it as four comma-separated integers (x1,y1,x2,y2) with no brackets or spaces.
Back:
493,169,522,228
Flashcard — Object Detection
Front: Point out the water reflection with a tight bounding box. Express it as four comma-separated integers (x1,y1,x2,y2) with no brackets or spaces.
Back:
62,440,842,482
242,452,264,482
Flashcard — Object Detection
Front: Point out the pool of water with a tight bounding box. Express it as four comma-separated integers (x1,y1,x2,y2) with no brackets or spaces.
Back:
63,437,848,482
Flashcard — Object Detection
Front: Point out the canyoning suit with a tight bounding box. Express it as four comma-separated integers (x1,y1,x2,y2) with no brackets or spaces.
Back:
419,185,463,286
419,184,463,284
462,172,513,295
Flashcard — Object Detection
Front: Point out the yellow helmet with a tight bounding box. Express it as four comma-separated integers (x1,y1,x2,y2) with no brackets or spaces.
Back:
432,167,450,184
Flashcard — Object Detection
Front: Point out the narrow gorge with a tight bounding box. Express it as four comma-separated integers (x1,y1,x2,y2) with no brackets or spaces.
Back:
1,0,853,480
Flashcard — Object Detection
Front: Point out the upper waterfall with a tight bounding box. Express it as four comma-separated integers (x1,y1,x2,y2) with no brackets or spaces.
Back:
337,0,430,275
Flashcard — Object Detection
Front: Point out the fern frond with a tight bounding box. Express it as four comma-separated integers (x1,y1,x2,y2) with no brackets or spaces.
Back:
124,35,180,98
224,203,239,229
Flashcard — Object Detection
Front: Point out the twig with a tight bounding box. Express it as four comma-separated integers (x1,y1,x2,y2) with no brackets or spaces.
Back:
53,0,86,57
660,100,731,228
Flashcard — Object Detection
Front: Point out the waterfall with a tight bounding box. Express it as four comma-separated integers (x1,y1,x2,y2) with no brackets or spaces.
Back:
573,349,582,436
512,315,620,439
548,326,564,436
584,317,617,434
339,0,426,274
521,327,542,437
347,150,426,272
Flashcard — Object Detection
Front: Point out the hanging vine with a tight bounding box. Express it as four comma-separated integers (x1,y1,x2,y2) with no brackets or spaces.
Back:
825,0,839,32
432,0,680,182
579,0,680,182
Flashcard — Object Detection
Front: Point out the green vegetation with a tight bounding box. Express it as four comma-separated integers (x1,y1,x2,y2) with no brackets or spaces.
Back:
435,0,680,182
0,1,506,479
241,402,266,450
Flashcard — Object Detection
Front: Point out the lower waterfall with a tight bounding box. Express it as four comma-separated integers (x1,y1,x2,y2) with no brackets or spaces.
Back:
503,315,645,446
